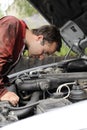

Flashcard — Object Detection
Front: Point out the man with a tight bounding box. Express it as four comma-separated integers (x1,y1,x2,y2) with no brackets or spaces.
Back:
0,15,62,106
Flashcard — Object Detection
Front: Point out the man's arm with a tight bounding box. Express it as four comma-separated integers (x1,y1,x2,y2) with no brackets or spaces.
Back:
0,16,20,106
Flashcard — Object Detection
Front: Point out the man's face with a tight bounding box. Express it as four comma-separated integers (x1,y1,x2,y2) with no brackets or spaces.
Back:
28,36,57,60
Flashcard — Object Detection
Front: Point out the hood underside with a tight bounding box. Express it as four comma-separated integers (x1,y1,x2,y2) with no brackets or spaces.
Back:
28,0,83,28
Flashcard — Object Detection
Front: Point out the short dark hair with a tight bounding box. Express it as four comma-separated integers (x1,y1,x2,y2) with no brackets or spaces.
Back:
32,25,62,52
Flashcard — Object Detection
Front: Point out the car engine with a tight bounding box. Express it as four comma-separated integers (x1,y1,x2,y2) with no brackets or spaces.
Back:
0,57,87,127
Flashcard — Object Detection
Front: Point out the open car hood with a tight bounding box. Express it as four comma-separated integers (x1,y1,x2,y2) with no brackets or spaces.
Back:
28,0,82,28
28,0,87,56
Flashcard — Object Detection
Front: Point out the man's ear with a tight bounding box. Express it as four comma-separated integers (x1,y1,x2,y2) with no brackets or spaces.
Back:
37,35,43,41
37,35,44,46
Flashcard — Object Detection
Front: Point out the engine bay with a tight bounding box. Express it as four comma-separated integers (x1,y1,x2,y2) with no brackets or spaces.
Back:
1,58,87,127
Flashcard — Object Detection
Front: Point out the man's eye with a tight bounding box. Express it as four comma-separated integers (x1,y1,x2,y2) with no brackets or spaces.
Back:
44,52,50,56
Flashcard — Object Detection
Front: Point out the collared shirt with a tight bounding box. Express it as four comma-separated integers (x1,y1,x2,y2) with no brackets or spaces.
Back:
0,16,27,97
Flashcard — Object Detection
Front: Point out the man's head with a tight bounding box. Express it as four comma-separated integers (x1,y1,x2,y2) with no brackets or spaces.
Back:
25,25,62,60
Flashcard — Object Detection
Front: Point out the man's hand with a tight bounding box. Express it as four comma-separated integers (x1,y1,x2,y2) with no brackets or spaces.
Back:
0,91,19,106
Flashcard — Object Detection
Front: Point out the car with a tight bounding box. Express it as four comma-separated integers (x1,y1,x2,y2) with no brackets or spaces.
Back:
1,0,87,130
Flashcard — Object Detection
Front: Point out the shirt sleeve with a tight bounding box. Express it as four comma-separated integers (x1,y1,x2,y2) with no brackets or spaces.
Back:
0,16,19,98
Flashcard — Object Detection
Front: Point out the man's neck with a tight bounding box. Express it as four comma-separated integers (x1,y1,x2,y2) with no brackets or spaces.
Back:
24,29,32,47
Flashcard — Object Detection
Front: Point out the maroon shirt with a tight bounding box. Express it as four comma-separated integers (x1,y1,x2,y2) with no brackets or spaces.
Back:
0,16,27,97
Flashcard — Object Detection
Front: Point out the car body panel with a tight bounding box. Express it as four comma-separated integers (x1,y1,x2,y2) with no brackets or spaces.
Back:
1,100,87,130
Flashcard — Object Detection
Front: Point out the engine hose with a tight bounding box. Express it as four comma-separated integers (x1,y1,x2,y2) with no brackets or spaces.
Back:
9,91,41,119
17,81,40,91
15,78,50,91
